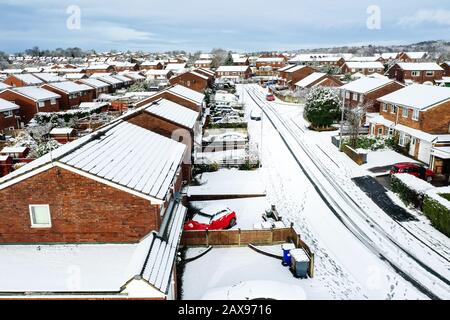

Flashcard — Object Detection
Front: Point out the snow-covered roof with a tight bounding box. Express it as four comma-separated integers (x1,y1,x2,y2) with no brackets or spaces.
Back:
141,202,187,293
404,51,427,59
256,57,285,63
188,71,209,80
168,85,205,105
396,63,443,71
216,66,250,72
344,62,384,69
295,72,327,88
119,72,146,81
0,155,10,161
165,63,186,71
86,64,113,70
199,53,213,59
50,127,75,135
141,60,162,66
144,99,199,129
95,75,123,85
278,65,296,72
79,78,110,89
0,82,11,90
12,74,44,85
340,77,397,94
0,121,186,201
145,69,172,76
112,74,133,83
11,86,61,101
0,98,19,112
64,73,86,80
347,56,381,62
283,65,308,73
378,84,450,110
33,73,66,83
194,59,212,64
45,81,93,94
1,146,28,154
381,52,399,60
0,236,153,293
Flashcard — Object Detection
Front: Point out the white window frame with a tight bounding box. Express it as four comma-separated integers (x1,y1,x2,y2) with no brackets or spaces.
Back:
402,107,408,118
352,93,358,101
38,101,45,108
377,127,383,135
391,105,397,114
399,132,408,147
412,109,419,121
50,98,56,105
382,103,388,112
29,204,52,228
426,71,434,76
411,71,420,77
345,92,350,99
3,110,13,118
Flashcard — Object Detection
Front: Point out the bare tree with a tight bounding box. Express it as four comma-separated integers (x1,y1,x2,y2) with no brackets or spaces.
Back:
344,101,372,148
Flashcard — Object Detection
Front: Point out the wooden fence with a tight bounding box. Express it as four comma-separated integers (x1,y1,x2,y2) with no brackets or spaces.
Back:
181,225,314,277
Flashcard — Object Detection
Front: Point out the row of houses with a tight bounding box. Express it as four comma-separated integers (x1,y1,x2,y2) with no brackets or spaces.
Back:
0,83,206,299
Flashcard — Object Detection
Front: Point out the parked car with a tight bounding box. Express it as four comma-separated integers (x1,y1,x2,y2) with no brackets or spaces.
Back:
250,109,262,121
266,94,275,101
183,205,237,231
390,162,434,182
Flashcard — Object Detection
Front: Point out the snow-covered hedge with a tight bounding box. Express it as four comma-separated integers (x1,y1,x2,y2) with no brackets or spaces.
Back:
391,174,450,236
34,106,103,126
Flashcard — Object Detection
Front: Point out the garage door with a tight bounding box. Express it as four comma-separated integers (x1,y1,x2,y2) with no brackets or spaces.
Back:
418,140,432,164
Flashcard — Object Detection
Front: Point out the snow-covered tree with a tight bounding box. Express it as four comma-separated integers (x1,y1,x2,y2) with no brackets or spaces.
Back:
304,87,341,129
35,139,61,157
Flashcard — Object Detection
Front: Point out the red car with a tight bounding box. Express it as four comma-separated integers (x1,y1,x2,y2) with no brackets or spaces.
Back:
390,162,434,182
183,205,237,231
266,94,275,101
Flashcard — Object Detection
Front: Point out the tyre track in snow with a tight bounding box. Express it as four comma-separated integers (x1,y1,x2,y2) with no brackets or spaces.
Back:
245,85,449,300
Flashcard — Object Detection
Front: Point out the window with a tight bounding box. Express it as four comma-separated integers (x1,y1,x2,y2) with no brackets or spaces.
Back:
388,128,394,136
391,105,397,114
359,94,364,102
411,71,420,77
352,93,358,101
426,71,434,76
38,101,45,108
369,68,374,72
382,104,388,112
412,109,419,121
3,110,13,118
402,107,409,118
29,205,51,228
50,98,56,105
345,92,350,99
377,127,383,135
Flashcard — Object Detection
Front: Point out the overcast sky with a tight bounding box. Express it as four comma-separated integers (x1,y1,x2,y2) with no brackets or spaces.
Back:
0,0,449,53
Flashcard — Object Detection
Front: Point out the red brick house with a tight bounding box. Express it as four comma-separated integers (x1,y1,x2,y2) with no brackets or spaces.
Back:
84,64,116,75
0,120,187,244
441,62,450,77
340,77,404,113
0,98,21,133
41,82,94,110
215,66,252,80
76,78,111,98
278,65,316,88
294,72,343,90
169,70,213,92
0,120,188,299
140,60,164,70
49,127,77,144
386,63,444,84
396,52,428,62
341,62,384,76
92,74,125,91
0,87,61,124
194,60,212,69
137,85,205,113
112,61,139,72
3,74,44,87
369,85,450,171
255,57,286,70
0,146,29,159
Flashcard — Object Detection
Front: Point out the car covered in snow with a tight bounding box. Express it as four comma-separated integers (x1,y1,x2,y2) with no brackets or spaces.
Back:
390,162,434,182
250,109,262,121
183,205,237,231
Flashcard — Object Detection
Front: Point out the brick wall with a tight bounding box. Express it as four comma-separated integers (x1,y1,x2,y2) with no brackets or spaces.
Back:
0,167,161,243
347,82,403,113
0,110,20,131
388,65,444,83
169,73,209,92
137,92,201,112
41,85,94,110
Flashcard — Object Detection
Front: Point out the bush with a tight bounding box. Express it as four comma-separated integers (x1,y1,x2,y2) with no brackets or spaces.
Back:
390,175,423,208
193,162,220,175
304,87,341,128
422,196,450,237
239,160,260,171
208,122,247,129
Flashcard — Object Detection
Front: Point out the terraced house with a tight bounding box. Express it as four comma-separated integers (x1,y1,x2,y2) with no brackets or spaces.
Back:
387,63,444,85
41,81,94,109
369,85,450,176
0,120,189,299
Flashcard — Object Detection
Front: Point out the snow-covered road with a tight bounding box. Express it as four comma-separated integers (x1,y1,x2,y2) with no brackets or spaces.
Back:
238,84,450,300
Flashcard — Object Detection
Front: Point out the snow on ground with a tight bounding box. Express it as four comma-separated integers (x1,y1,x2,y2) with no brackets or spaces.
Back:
182,246,322,300
361,150,419,173
188,85,426,300
190,197,270,230
188,168,266,197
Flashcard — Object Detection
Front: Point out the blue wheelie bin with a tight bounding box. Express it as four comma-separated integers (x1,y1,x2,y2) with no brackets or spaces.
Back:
281,243,296,266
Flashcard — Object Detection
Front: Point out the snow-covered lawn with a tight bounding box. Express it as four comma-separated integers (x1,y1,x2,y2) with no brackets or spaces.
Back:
190,197,270,230
361,150,418,173
182,246,320,300
187,168,266,197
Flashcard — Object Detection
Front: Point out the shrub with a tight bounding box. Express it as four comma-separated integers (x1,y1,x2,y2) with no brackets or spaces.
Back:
390,175,423,208
422,196,450,237
304,87,341,128
209,122,247,129
193,162,220,175
239,160,260,171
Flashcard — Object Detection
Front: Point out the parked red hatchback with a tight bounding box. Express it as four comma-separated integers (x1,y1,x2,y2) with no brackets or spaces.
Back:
266,94,275,101
390,162,434,182
183,205,237,231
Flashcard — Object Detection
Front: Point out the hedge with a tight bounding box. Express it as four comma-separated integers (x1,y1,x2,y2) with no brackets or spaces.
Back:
422,196,450,237
208,122,248,129
390,175,423,208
